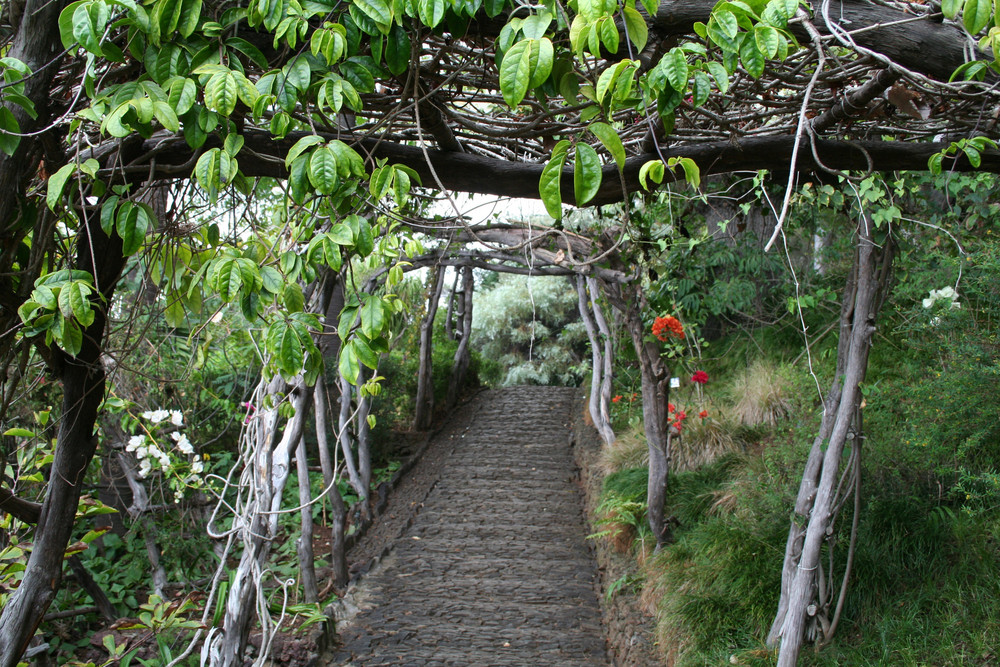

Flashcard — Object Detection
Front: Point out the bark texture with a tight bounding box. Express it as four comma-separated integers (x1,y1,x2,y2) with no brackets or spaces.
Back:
576,276,615,446
0,223,125,667
446,266,474,410
413,267,446,430
605,281,674,546
769,220,895,665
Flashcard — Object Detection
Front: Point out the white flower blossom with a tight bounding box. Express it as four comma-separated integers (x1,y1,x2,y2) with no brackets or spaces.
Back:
173,433,194,455
923,286,961,311
191,458,204,474
142,409,170,424
126,435,146,452
138,459,152,478
169,410,183,426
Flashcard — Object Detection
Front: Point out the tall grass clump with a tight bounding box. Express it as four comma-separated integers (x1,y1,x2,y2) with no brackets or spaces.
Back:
599,429,648,475
732,359,792,427
672,411,743,472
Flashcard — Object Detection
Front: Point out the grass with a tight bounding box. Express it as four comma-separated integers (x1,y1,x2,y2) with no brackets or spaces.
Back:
593,332,1000,667
731,359,793,428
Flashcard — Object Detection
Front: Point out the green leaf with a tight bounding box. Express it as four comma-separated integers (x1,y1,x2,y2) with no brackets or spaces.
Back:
283,283,305,312
285,135,324,168
46,163,77,211
639,159,664,190
178,0,202,36
499,39,533,108
573,143,602,205
339,342,360,384
663,48,688,92
152,100,180,131
205,71,238,115
385,24,411,75
276,322,304,376
213,258,242,301
707,10,738,50
539,142,569,218
529,38,554,89
704,60,730,94
308,146,339,194
351,336,379,369
3,428,37,438
588,122,625,170
360,296,385,338
739,34,765,78
622,5,648,51
0,106,21,156
754,24,780,58
260,265,283,294
353,0,392,30
61,319,83,357
59,1,88,50
166,77,197,115
418,0,446,27
942,0,965,18
964,0,992,34
691,70,711,106
116,201,152,255
348,214,375,255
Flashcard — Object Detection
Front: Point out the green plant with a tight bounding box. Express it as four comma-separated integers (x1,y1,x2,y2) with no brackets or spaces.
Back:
590,491,652,554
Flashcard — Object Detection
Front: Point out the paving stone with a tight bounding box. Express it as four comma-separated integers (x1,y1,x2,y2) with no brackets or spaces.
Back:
328,387,608,666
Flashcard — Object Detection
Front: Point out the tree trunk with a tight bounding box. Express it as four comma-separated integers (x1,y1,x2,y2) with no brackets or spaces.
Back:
604,281,674,546
114,449,168,599
355,367,373,518
66,555,116,622
446,266,474,410
444,269,459,341
413,266,445,430
576,276,615,446
205,375,315,666
0,224,125,667
769,220,895,665
314,382,348,588
295,435,318,603
588,277,616,439
338,373,366,502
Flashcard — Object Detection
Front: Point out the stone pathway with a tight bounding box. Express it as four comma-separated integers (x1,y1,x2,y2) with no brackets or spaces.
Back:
328,386,608,666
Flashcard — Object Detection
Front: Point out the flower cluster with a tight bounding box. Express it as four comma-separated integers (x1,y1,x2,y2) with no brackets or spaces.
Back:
142,409,184,426
922,286,960,310
668,403,687,432
126,410,204,500
126,435,171,478
691,370,709,384
698,410,709,419
652,315,685,341
611,393,638,404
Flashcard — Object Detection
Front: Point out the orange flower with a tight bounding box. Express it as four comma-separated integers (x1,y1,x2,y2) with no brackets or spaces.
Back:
652,315,685,341
698,410,708,419
612,395,622,403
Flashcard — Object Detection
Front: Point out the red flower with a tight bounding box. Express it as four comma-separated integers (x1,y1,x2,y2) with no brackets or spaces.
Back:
699,410,708,419
691,370,709,384
612,395,622,403
652,315,685,341
675,411,687,421
668,402,675,413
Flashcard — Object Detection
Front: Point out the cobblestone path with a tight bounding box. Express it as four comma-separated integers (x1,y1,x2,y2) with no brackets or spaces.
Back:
329,386,608,666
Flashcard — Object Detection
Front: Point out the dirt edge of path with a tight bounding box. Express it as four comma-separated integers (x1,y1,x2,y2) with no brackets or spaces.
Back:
571,392,661,667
